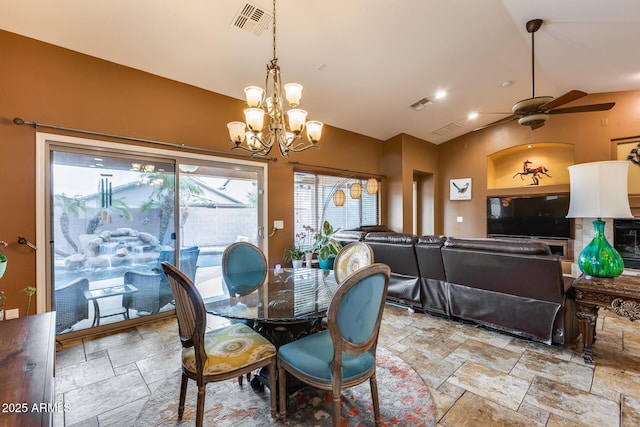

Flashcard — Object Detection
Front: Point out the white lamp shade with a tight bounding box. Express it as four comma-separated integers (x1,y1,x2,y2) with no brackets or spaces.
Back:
244,108,265,132
227,122,246,143
287,109,307,133
306,121,323,143
284,83,303,106
244,86,264,107
566,161,633,219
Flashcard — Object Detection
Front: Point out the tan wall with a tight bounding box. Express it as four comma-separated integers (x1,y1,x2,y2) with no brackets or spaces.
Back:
2,28,639,312
0,30,383,312
437,90,640,238
381,134,439,234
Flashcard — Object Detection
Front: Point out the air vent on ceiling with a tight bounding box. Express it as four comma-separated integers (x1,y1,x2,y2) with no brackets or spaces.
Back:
432,122,464,136
231,2,273,36
410,98,432,111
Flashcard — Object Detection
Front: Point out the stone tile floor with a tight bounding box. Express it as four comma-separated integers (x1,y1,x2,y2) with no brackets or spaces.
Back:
54,306,640,426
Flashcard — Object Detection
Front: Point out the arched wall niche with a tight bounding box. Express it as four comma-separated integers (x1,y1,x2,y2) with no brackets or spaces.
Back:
487,142,574,191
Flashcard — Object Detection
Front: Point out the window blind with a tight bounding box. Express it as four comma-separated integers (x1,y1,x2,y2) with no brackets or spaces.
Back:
294,172,379,250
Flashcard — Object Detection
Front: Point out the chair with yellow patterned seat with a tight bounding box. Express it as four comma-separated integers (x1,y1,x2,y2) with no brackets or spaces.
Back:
161,262,277,427
333,241,374,283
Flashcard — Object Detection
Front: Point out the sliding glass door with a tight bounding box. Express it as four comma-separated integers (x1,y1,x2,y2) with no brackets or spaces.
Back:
45,137,265,336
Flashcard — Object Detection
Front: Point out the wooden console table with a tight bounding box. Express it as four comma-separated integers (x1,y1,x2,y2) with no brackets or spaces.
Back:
571,274,640,364
0,312,56,426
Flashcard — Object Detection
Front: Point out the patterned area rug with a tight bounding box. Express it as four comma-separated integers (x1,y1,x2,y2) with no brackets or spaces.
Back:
135,348,436,426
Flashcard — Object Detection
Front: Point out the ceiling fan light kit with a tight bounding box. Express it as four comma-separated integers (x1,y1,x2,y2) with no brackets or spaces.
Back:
518,113,549,127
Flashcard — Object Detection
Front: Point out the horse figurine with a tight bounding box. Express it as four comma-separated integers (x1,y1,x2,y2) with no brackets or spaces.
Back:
513,160,551,185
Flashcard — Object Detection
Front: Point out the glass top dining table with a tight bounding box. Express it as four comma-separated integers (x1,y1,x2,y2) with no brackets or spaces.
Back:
205,267,340,323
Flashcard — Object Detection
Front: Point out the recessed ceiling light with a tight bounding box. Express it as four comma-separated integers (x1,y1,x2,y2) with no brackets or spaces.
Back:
435,90,447,99
467,112,478,120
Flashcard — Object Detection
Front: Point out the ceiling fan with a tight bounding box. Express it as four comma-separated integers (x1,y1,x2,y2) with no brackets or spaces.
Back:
477,18,615,131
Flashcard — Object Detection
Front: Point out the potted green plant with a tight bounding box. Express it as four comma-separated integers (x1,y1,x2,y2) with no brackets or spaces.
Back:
312,220,343,270
284,246,305,268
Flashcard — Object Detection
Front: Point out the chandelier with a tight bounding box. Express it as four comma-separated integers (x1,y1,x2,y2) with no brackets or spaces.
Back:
227,0,323,158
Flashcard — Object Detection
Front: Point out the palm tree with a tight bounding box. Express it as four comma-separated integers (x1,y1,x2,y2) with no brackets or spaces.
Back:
54,194,87,253
140,174,202,245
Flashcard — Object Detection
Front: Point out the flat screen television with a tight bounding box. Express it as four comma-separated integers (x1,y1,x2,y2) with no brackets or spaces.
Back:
487,195,571,239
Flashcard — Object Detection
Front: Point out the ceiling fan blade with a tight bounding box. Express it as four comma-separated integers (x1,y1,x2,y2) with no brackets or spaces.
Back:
542,90,587,110
548,102,615,115
473,115,518,132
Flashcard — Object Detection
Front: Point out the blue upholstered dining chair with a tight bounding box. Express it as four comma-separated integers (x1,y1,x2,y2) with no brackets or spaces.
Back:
277,263,391,427
221,241,267,385
221,242,267,298
161,262,277,427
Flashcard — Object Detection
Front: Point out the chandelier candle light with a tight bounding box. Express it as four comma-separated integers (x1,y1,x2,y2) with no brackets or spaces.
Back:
227,0,323,158
566,161,633,278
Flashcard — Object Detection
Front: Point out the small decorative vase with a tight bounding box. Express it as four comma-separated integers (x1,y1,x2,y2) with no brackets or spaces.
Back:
578,219,625,278
304,251,313,267
318,254,336,270
292,259,304,269
0,259,6,279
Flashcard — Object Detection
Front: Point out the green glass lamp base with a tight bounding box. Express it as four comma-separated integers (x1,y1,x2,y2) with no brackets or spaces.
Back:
577,219,625,278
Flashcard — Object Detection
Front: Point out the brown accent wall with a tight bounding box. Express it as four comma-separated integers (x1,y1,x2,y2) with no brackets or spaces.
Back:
0,30,383,312
1,28,639,313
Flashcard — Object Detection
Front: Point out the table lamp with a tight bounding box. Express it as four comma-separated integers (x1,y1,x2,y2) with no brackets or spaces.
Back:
566,161,633,278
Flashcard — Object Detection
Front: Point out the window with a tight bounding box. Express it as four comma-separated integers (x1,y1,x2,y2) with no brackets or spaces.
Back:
294,172,379,250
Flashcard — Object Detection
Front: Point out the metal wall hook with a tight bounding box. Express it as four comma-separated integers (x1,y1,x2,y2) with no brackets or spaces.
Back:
18,236,37,251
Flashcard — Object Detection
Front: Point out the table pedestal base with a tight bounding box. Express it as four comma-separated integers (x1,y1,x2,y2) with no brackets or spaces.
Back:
251,318,325,393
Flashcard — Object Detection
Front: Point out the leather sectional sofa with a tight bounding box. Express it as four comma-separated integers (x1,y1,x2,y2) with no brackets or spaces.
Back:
334,229,578,345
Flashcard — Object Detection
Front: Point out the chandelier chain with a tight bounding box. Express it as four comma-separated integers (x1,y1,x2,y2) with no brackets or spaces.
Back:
272,0,277,62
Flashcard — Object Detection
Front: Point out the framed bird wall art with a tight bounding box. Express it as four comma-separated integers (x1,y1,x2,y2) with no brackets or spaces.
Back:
450,178,472,201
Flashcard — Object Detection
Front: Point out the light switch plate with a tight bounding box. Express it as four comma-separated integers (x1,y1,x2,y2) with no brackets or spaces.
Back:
5,309,19,320
274,220,284,229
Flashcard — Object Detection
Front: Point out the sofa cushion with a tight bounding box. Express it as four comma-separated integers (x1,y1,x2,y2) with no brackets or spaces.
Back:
333,230,367,244
363,232,420,308
364,232,418,245
444,237,552,255
415,235,448,315
417,235,447,245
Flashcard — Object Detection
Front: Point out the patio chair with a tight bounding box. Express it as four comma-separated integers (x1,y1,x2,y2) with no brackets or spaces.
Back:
124,246,200,314
161,262,276,427
54,277,90,334
277,263,390,426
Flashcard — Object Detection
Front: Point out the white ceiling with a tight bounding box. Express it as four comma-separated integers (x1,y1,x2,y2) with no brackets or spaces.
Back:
2,0,640,144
